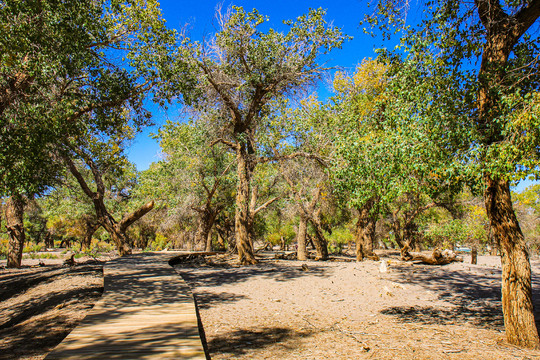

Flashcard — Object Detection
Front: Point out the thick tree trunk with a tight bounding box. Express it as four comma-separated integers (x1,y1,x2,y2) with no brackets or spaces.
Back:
296,214,308,260
485,177,539,348
474,4,540,344
355,200,380,261
235,146,257,265
81,220,99,250
311,210,328,261
6,195,25,268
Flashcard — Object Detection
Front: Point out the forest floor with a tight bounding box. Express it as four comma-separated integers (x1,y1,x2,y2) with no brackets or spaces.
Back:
2,250,540,359
0,253,112,360
174,251,540,360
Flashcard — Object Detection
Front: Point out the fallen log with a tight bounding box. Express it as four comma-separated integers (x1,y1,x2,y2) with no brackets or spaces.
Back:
168,252,219,266
402,246,463,265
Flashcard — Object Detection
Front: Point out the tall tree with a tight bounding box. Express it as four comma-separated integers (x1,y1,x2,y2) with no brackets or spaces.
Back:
179,6,347,264
369,0,540,347
1,0,185,262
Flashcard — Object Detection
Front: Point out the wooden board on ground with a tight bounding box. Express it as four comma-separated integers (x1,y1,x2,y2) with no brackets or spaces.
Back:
45,252,207,360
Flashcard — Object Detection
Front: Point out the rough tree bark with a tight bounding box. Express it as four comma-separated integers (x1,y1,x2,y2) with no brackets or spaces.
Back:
485,177,539,347
310,208,329,261
474,0,540,347
5,195,26,268
355,198,380,261
194,210,217,252
81,217,99,250
234,143,258,265
296,214,308,260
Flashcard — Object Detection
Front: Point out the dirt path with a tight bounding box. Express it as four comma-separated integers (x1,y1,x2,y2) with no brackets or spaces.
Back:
175,253,540,360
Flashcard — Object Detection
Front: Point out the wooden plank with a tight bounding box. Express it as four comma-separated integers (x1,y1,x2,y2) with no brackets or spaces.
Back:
45,253,207,360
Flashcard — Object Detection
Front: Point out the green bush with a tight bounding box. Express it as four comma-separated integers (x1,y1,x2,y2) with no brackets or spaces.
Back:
327,227,354,254
146,233,170,251
23,243,44,253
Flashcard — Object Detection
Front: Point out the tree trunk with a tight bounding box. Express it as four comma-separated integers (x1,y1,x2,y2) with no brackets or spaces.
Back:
206,231,213,252
217,230,226,251
485,177,539,348
235,146,257,265
355,200,380,261
81,221,99,251
44,229,53,249
311,210,328,261
296,214,308,260
471,246,478,265
195,210,217,252
5,195,25,268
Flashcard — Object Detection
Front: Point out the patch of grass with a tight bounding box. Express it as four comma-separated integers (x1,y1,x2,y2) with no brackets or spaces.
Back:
23,244,44,253
23,253,59,260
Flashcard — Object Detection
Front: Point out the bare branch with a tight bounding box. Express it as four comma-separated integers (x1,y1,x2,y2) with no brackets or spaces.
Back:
253,196,280,216
258,151,328,167
210,138,238,150
119,201,155,232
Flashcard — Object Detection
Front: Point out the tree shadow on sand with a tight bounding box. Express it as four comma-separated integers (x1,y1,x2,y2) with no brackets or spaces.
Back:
207,327,310,357
176,261,331,289
193,290,248,309
380,262,540,331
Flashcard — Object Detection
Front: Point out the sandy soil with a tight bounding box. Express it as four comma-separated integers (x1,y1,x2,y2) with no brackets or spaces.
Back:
3,251,540,359
0,256,106,360
175,251,540,360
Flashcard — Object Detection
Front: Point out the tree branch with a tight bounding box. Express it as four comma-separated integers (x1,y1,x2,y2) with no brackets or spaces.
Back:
258,151,327,167
63,156,96,200
252,196,280,216
119,201,154,232
210,138,238,150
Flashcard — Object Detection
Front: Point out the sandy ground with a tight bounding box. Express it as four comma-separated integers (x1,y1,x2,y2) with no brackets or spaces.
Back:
175,251,540,360
0,256,107,360
3,251,540,359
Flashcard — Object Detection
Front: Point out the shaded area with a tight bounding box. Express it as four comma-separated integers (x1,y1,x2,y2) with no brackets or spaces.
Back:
0,263,104,360
207,327,310,357
194,291,249,310
0,285,103,330
176,261,331,289
0,315,77,360
0,262,103,302
381,262,540,330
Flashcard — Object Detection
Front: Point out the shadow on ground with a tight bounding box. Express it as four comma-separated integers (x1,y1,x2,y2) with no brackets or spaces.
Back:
381,261,540,331
207,327,310,357
0,263,104,360
176,261,331,289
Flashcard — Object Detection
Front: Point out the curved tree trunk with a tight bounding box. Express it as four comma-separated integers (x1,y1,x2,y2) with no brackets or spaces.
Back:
296,214,308,260
6,195,25,268
65,156,154,257
485,177,539,348
81,220,99,250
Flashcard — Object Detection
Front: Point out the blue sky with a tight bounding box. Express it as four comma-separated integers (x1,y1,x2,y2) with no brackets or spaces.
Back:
125,0,537,192
127,0,383,170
